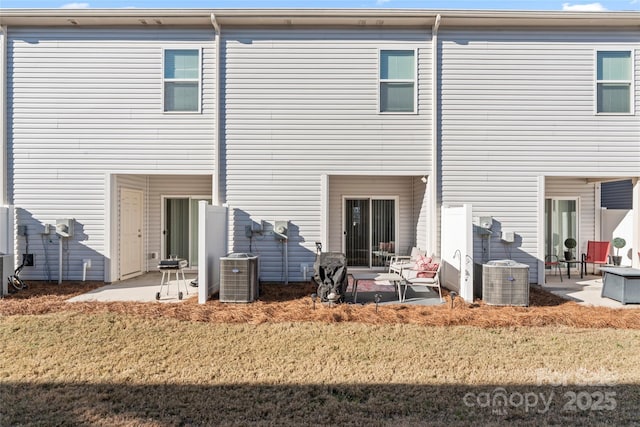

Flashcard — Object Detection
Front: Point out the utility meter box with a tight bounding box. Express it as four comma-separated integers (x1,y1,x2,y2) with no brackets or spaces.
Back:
501,231,515,243
274,221,289,239
479,216,493,230
56,218,74,238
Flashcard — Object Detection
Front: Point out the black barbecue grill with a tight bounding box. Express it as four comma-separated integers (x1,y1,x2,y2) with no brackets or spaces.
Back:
313,252,348,303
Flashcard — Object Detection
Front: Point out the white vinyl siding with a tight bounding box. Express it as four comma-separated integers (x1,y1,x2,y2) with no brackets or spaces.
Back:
596,50,633,114
439,30,640,282
8,28,215,281
223,28,432,281
164,48,201,112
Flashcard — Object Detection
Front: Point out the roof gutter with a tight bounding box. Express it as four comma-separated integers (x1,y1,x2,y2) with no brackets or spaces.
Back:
429,14,441,256
211,13,221,206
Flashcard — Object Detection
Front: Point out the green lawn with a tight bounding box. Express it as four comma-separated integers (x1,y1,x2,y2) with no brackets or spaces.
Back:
2,312,639,425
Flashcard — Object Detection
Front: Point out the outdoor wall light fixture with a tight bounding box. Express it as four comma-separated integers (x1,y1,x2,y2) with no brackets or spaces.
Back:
311,293,317,310
421,175,427,184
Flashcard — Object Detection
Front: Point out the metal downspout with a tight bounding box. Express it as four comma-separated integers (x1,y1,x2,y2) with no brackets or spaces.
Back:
430,15,441,256
210,14,221,206
633,178,640,268
0,25,7,206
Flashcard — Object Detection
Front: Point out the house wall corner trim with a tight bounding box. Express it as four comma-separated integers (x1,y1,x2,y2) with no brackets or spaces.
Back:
0,25,7,206
429,14,441,256
211,13,222,206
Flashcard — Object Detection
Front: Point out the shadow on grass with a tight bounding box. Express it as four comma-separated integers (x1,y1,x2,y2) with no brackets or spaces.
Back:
1,382,638,425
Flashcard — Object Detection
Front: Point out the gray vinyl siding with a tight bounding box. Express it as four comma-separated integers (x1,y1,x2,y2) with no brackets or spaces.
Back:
601,179,633,210
439,29,640,282
8,27,216,281
223,28,433,281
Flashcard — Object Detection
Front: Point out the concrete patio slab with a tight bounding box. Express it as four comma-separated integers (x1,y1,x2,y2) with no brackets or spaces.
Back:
543,274,640,308
67,272,198,303
345,280,444,306
68,270,634,308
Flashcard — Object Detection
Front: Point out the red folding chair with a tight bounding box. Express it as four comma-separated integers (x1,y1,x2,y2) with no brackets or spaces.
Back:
581,241,611,275
544,254,562,282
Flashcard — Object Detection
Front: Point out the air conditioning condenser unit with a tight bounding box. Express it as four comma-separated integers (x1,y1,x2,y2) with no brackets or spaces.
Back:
219,253,259,303
482,259,529,306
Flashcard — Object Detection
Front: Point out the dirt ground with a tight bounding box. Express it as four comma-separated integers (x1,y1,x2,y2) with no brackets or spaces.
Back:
2,280,639,329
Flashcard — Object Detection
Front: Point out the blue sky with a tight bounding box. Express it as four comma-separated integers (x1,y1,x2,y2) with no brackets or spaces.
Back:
1,0,639,11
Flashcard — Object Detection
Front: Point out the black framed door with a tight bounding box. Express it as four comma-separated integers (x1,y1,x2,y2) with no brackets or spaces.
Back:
344,198,396,268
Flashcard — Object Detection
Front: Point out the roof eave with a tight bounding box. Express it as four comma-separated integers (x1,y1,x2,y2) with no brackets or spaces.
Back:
0,9,638,28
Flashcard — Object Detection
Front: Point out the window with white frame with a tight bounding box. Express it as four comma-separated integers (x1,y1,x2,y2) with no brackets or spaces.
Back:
164,49,200,112
596,51,632,114
379,50,416,113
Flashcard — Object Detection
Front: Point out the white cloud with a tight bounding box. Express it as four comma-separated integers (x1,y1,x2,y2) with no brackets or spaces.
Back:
562,2,608,11
376,0,391,5
60,2,90,8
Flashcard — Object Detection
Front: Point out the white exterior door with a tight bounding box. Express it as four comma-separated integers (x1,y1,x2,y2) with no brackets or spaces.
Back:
120,188,143,280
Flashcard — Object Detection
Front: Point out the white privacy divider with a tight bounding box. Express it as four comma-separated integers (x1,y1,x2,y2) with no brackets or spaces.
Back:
441,204,473,302
198,202,228,304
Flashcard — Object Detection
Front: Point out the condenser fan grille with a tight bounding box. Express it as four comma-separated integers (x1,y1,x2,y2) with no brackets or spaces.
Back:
482,260,529,306
219,254,259,303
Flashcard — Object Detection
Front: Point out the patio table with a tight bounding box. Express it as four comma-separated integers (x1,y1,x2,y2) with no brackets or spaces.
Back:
351,272,404,303
600,267,640,305
560,259,584,279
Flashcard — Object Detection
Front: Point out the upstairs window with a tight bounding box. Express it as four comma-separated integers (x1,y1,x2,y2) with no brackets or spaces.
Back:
596,51,632,114
164,49,200,112
379,50,416,113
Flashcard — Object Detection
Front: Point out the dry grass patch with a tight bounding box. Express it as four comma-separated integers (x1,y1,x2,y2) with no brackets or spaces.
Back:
1,313,640,425
1,281,640,329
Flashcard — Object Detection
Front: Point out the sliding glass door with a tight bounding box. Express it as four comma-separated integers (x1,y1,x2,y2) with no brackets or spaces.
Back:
164,196,211,267
545,198,578,261
344,197,397,269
